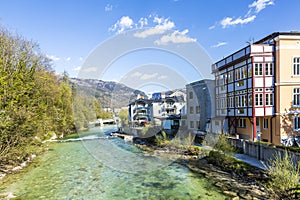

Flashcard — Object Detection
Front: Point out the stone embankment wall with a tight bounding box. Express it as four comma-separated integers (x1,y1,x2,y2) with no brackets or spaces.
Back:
228,138,300,164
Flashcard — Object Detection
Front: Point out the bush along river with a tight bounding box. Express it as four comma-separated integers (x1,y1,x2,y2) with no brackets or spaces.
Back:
0,126,229,200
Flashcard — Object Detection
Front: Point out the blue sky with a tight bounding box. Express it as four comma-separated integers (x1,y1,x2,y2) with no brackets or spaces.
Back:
1,0,299,92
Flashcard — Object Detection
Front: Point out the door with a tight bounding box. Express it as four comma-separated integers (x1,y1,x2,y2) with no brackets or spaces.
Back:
256,118,261,132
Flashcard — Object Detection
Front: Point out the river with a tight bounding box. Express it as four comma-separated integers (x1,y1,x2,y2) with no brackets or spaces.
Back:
0,126,228,199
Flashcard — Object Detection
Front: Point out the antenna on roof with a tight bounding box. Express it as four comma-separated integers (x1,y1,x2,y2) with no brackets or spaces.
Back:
246,37,255,45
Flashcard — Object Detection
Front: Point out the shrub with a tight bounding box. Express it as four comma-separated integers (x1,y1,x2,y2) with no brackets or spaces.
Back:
214,134,235,154
265,151,300,199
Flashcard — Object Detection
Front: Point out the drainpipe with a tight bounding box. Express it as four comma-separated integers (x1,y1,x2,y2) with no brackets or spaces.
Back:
251,47,257,141
270,37,276,144
270,116,275,143
270,38,277,143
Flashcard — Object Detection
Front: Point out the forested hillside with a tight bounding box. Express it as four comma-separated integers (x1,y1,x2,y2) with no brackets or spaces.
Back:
71,78,147,108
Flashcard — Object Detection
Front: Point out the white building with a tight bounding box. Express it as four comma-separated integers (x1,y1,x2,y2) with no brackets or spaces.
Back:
186,79,219,135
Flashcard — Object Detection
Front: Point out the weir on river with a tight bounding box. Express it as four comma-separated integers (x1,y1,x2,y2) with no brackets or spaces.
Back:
0,126,228,200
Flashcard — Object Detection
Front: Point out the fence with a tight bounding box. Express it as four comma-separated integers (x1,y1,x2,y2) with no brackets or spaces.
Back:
228,137,300,164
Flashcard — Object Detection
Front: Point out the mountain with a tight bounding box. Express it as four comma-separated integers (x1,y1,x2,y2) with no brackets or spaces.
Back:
70,78,147,108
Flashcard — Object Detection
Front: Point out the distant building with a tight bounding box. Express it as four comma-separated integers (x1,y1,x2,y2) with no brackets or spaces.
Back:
128,91,185,128
186,79,217,135
212,32,300,145
128,99,152,126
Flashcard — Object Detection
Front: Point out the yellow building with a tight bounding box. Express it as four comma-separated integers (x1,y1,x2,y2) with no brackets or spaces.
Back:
212,32,300,145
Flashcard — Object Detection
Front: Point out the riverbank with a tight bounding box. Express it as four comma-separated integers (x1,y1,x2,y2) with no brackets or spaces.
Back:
0,127,270,199
133,139,270,199
0,127,231,200
0,147,45,182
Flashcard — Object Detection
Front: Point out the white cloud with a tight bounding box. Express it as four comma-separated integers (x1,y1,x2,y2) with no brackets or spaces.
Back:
105,4,113,12
138,17,148,28
208,25,216,30
212,42,227,48
66,57,71,61
134,17,175,38
131,71,142,77
140,73,159,80
220,15,256,28
82,67,97,73
46,54,60,61
134,28,166,38
154,17,175,30
79,57,83,61
109,15,194,45
158,75,168,80
109,16,134,34
249,0,274,13
131,72,160,80
74,66,81,71
154,29,196,45
212,0,274,29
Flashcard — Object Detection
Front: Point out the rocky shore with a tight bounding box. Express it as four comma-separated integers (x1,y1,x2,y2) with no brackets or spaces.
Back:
133,141,270,200
178,158,268,199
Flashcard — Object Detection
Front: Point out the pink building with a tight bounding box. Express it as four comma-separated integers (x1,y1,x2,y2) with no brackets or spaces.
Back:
212,32,300,146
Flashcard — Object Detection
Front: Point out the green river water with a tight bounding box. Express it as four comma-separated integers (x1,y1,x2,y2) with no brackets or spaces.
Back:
0,126,228,200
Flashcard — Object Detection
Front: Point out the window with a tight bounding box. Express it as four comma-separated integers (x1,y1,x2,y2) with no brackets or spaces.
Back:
235,68,240,80
219,74,225,85
263,118,269,129
189,92,193,99
265,63,273,76
228,71,234,83
237,80,244,87
235,96,239,107
255,93,263,106
196,106,200,114
238,119,246,128
235,95,247,107
294,117,300,131
196,121,200,129
241,95,246,107
190,106,194,114
293,88,300,106
293,57,300,76
255,63,263,76
224,74,228,84
248,94,252,106
220,97,227,109
190,121,194,129
182,120,186,127
242,66,247,79
228,96,234,108
235,66,247,81
248,64,252,77
265,93,273,106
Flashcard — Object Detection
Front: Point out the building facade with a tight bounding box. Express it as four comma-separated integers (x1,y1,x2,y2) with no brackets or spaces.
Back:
186,79,216,135
128,91,185,127
128,99,152,126
212,32,300,145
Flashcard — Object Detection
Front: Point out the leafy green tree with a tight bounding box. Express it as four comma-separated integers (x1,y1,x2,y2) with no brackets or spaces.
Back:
118,109,128,126
0,27,75,165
